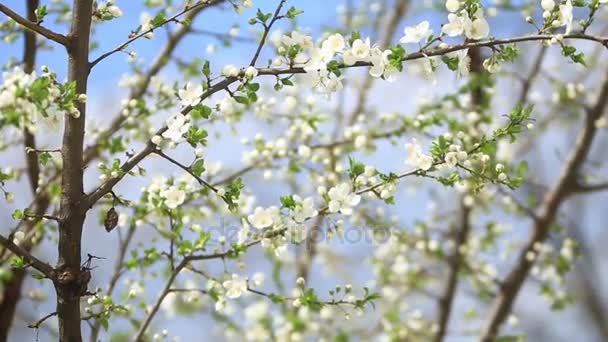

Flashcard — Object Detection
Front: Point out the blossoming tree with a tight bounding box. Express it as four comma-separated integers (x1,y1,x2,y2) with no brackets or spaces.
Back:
0,0,607,341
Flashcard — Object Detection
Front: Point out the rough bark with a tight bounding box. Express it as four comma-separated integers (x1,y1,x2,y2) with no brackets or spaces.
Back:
56,1,93,341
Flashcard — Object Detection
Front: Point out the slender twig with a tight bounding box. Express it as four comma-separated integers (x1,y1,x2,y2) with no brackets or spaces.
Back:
249,0,286,67
434,201,471,342
0,234,54,278
572,181,608,193
89,0,221,68
84,32,608,209
28,311,57,329
189,28,257,42
0,4,68,46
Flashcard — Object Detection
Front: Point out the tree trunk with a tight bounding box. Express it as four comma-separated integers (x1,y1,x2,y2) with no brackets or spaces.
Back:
56,1,93,341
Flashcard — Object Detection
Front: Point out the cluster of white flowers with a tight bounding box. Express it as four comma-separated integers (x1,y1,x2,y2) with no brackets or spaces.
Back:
272,30,399,94
444,144,468,168
291,195,318,223
327,183,361,215
541,0,574,34
160,185,186,209
404,138,433,171
140,12,155,39
94,0,123,21
241,135,290,166
441,5,490,40
0,66,78,128
143,176,192,210
163,114,191,143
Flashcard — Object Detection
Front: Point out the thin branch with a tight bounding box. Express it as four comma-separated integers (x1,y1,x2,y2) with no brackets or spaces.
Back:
28,311,57,329
154,150,219,194
0,234,54,278
434,201,471,342
89,0,222,68
480,69,608,341
83,32,608,209
572,181,608,193
248,0,286,67
189,28,257,43
0,4,68,46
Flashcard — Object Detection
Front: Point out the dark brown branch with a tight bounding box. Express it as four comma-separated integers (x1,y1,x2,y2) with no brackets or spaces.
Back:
517,45,547,105
434,202,471,342
0,3,68,46
0,234,54,278
28,311,57,329
480,69,608,341
248,0,286,66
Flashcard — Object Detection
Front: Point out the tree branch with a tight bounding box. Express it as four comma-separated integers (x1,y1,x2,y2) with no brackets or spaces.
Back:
0,234,54,278
480,69,608,341
89,0,223,69
83,32,608,209
0,3,68,46
434,201,470,342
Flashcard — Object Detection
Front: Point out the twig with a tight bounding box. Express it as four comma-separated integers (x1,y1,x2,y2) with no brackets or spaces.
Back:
89,0,221,68
0,234,54,278
28,311,57,329
248,0,286,67
0,4,68,46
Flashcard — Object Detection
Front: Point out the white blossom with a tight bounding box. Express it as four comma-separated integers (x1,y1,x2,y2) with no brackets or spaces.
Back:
248,206,279,229
442,14,466,37
161,114,190,143
292,195,318,223
445,0,460,12
178,82,203,107
322,33,345,53
222,65,240,77
160,185,186,209
244,66,258,79
328,183,361,215
400,21,433,44
405,138,433,170
223,274,248,299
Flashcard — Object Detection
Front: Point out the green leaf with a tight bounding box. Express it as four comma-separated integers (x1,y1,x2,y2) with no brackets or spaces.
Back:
348,157,365,179
9,256,25,268
186,126,208,147
35,5,48,22
280,195,296,209
191,159,206,177
191,104,212,120
151,12,167,28
286,6,304,19
202,60,211,78
233,95,249,105
12,209,23,220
